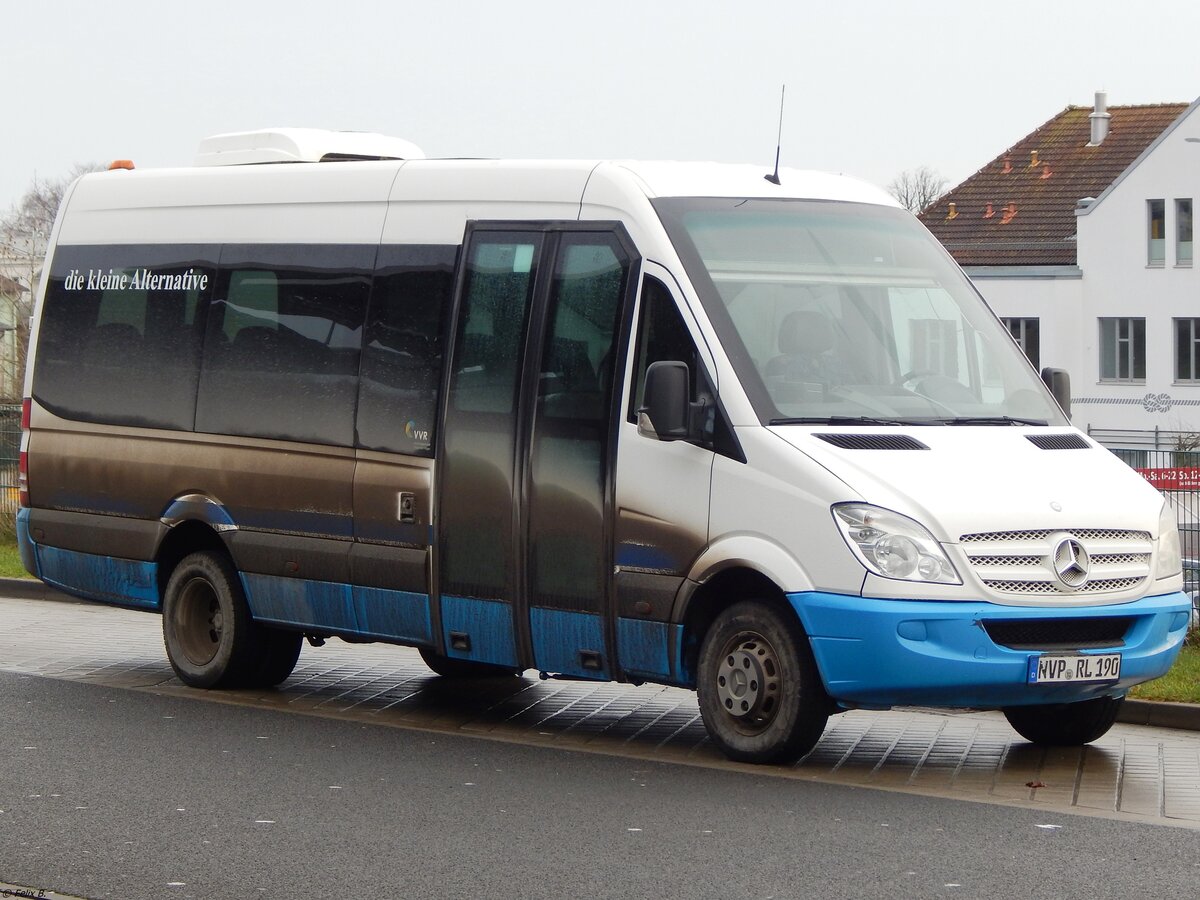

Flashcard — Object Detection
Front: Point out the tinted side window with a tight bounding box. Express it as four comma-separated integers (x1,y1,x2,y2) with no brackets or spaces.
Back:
194,245,372,446
34,244,215,430
356,245,457,455
539,239,627,422
450,241,539,414
627,276,704,422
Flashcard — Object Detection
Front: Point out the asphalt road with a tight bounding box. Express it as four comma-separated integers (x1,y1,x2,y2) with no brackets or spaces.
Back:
1,671,1198,900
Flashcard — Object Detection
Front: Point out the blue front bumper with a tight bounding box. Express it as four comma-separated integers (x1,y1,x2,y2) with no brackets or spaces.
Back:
788,589,1190,709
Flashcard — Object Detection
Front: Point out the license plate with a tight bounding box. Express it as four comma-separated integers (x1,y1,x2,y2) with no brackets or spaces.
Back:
1027,653,1121,684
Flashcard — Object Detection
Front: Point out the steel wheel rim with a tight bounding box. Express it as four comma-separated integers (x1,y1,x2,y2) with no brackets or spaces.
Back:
714,632,782,732
175,577,223,666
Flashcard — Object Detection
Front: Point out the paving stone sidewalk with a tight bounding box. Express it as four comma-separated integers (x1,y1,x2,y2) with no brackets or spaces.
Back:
1,590,1198,829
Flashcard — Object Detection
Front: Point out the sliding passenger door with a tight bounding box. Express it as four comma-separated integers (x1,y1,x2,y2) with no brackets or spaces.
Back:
435,225,635,677
524,233,631,677
436,232,542,669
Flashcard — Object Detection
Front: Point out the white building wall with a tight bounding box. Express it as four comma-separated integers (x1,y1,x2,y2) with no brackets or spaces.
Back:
1072,102,1200,437
960,101,1200,446
969,269,1083,372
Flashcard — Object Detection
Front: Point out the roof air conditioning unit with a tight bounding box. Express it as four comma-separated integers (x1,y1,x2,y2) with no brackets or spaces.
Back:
195,128,425,166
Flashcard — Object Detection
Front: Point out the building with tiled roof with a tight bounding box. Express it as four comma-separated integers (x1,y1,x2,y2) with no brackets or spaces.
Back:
919,92,1200,451
922,100,1189,266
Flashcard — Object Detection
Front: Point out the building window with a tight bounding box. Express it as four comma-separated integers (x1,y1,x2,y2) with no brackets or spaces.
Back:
909,319,960,378
1175,318,1200,381
1148,199,1166,265
1002,317,1040,369
1177,199,1193,265
1099,318,1145,382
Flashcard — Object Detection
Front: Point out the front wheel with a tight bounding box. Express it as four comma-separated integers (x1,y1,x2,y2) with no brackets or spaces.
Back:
1003,696,1124,745
697,600,829,764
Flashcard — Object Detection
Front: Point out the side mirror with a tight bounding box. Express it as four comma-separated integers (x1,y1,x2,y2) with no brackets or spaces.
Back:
638,360,691,440
1040,367,1071,418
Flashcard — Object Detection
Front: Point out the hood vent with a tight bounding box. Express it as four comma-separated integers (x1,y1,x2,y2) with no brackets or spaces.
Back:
815,434,929,450
1026,434,1091,450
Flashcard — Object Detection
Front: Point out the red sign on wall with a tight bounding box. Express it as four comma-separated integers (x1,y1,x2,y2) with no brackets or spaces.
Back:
1137,467,1200,490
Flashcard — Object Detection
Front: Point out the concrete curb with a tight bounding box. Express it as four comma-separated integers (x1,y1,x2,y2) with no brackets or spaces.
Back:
1117,698,1200,731
0,575,76,602
3,576,1197,731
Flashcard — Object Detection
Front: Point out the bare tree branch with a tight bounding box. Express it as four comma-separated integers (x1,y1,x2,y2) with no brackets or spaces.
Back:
1,163,104,399
888,166,948,215
1,163,104,258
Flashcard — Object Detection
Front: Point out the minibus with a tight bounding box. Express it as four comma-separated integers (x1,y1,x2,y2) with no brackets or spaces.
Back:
17,129,1191,763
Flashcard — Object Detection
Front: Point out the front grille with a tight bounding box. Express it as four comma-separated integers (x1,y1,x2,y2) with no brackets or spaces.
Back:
960,528,1152,598
981,577,1143,595
961,528,1151,544
983,617,1134,650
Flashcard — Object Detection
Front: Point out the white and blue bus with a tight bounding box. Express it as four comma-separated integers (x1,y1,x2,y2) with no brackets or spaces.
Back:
16,129,1190,763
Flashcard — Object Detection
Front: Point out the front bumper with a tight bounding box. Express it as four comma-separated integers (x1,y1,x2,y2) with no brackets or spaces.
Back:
788,589,1190,709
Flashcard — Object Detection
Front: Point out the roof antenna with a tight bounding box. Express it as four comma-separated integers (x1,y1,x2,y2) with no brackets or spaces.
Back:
765,84,786,185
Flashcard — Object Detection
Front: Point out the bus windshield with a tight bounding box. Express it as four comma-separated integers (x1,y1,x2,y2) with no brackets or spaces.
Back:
654,198,1067,426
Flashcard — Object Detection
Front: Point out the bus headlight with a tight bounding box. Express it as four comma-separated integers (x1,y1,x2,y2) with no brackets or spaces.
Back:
832,503,961,585
1156,501,1182,580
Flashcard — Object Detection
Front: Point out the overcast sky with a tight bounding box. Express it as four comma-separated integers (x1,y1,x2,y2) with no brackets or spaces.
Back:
4,1,1199,215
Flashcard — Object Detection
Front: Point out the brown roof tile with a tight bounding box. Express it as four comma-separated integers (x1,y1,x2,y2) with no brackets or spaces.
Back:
920,103,1190,266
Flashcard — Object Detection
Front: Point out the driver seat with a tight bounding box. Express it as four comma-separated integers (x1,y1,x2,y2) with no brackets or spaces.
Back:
766,310,837,381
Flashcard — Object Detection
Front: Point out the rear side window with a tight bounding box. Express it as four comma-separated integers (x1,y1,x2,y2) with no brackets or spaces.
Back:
194,245,373,446
34,244,215,430
356,245,457,455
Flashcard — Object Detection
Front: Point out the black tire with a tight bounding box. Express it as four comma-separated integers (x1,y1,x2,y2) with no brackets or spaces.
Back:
245,628,303,688
697,600,829,764
162,551,258,689
1003,696,1124,745
418,647,520,679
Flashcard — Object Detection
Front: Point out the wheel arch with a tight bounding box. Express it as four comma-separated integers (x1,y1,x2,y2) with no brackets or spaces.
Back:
686,534,814,594
674,535,814,686
674,565,800,688
154,519,233,603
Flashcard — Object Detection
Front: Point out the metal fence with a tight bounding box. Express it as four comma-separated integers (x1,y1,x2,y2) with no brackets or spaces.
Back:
0,403,19,530
1117,448,1200,531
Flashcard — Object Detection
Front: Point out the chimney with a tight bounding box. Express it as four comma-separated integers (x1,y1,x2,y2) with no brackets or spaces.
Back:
1002,157,1013,174
946,202,958,220
1088,91,1111,146
1030,150,1039,167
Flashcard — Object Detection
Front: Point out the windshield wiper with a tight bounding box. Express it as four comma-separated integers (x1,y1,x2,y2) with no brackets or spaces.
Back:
932,416,1048,426
769,415,928,426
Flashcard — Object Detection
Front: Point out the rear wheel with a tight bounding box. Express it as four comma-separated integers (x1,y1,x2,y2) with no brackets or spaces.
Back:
697,600,829,764
1003,696,1124,745
246,628,303,688
162,551,258,689
418,647,520,679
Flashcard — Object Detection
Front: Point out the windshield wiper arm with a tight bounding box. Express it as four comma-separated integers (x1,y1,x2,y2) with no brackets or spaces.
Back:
769,415,928,426
933,416,1049,426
